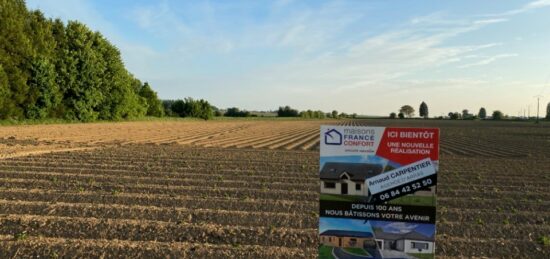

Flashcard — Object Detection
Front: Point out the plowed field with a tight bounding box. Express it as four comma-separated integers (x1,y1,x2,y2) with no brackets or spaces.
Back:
0,119,549,258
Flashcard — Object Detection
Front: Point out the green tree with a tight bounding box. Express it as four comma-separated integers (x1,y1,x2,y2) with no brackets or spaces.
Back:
317,111,326,119
94,33,147,120
50,18,70,117
479,107,487,119
61,21,105,121
0,64,8,109
448,112,460,120
196,99,213,120
277,106,299,117
25,57,60,119
225,107,250,117
331,110,338,118
169,98,213,120
162,100,177,116
399,105,415,118
0,0,33,118
0,1,154,121
492,110,504,120
462,109,471,119
398,112,405,119
170,100,185,116
545,102,550,120
26,10,56,59
419,101,428,118
138,82,164,117
389,112,397,119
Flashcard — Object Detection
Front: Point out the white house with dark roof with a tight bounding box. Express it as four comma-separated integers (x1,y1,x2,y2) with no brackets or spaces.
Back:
320,162,384,196
320,162,436,198
320,229,377,249
374,229,434,254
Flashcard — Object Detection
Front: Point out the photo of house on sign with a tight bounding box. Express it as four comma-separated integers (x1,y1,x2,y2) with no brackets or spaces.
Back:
320,162,384,196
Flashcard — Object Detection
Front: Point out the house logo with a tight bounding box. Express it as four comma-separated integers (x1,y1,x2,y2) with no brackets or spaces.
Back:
325,128,342,145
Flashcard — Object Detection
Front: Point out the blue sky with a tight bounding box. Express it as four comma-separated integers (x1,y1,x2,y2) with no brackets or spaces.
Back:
319,218,434,238
320,155,390,170
26,0,550,116
370,220,435,237
320,217,374,234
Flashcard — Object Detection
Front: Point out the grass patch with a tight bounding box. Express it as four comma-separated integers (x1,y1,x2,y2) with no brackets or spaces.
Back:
320,193,366,202
319,245,335,259
538,235,549,246
13,231,28,241
388,195,435,206
343,247,370,256
407,253,434,259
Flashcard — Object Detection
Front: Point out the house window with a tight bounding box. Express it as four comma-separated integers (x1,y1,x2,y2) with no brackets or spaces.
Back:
411,242,429,250
324,182,336,189
355,183,361,190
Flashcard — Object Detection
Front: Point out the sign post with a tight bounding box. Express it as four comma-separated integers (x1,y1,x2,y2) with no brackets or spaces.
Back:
319,126,439,259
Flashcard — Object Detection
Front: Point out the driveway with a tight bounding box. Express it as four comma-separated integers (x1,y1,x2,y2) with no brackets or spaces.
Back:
332,247,419,259
379,250,418,259
332,247,373,259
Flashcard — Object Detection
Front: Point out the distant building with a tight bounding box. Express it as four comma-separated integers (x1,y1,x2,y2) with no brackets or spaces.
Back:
320,162,384,196
320,230,377,249
320,162,436,197
374,229,434,254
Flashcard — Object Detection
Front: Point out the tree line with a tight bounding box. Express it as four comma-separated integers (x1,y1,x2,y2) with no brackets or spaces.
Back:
390,102,509,120
277,105,355,119
0,0,163,121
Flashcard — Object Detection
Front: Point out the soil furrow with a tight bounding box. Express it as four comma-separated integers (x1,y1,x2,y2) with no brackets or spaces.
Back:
0,214,317,248
0,178,318,201
0,171,318,192
0,200,317,229
0,235,317,258
0,189,318,213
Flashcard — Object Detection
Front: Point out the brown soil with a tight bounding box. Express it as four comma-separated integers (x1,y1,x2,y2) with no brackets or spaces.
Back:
0,119,549,258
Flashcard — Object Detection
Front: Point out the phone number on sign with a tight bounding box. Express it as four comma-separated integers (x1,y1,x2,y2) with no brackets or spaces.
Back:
377,178,433,201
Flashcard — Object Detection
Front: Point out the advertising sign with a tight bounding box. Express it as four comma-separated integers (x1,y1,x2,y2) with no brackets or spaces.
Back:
319,126,439,259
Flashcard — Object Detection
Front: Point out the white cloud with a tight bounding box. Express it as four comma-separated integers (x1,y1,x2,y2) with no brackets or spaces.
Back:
129,2,188,35
252,14,509,96
484,0,550,16
473,18,509,25
459,53,519,68
383,222,418,234
26,0,548,116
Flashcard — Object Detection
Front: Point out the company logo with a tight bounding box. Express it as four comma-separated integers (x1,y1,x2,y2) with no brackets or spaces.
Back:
324,129,342,145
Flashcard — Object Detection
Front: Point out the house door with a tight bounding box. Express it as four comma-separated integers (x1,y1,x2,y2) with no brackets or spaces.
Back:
341,183,348,194
338,238,342,247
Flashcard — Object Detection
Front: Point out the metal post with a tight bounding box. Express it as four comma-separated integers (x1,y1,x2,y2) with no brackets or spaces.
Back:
534,95,543,124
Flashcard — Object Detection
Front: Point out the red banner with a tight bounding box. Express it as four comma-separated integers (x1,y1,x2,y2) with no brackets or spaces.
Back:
376,128,439,165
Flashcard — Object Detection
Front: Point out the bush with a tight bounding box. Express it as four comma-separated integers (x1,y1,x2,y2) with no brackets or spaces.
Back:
138,82,164,117
479,107,487,119
299,110,325,119
448,112,461,120
224,107,250,117
277,106,299,117
492,110,504,120
166,98,213,120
